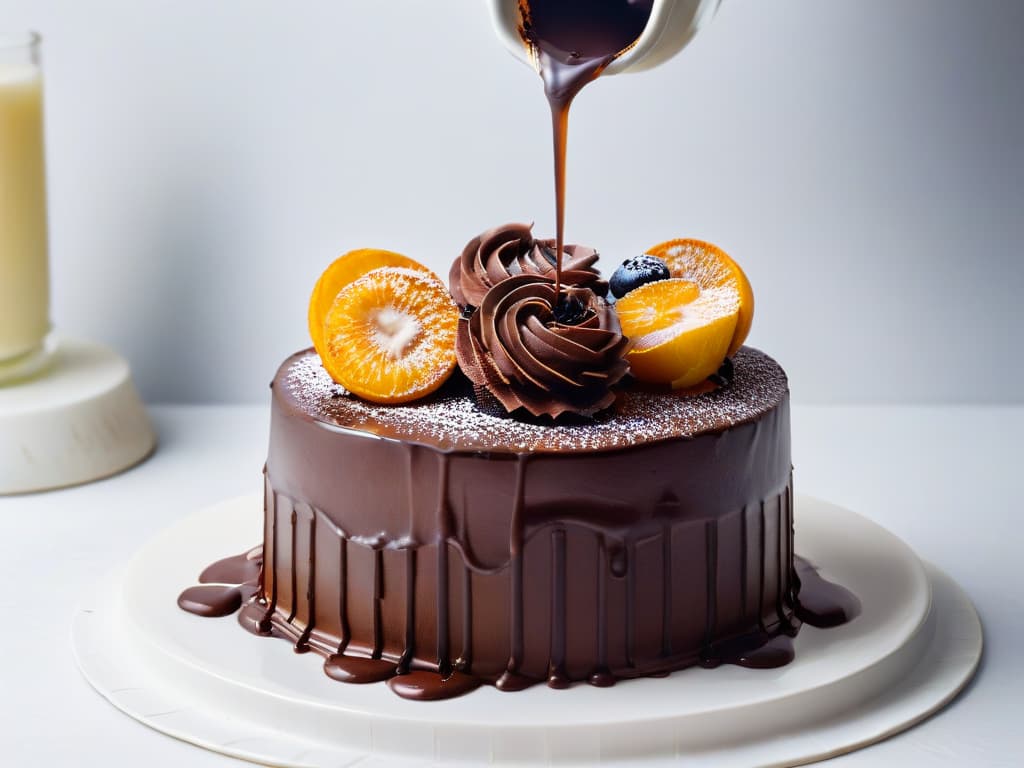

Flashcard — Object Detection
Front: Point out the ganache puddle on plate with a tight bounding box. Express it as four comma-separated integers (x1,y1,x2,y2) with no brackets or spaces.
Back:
176,550,263,618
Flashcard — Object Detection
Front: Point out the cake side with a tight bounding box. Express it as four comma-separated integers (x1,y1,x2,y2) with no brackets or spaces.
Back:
242,346,798,696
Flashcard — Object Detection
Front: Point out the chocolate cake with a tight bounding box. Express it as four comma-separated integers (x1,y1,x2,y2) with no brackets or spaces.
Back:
179,343,854,702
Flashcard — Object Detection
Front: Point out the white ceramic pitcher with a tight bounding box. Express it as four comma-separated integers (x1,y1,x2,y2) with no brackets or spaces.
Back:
488,0,722,76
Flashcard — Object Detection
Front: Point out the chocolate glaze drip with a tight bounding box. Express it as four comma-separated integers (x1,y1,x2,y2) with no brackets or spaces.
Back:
449,222,604,309
435,456,452,675
199,548,262,585
324,655,395,684
496,455,530,692
388,670,482,701
794,557,861,627
705,634,796,670
177,347,859,701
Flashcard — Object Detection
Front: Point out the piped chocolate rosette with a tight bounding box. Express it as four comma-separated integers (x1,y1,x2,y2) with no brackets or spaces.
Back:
448,222,606,309
306,224,754,419
455,276,630,419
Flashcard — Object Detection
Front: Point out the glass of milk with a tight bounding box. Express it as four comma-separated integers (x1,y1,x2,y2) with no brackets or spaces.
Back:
0,32,50,382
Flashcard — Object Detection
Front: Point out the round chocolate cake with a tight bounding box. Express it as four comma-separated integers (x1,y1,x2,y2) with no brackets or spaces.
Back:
178,223,860,701
234,346,799,699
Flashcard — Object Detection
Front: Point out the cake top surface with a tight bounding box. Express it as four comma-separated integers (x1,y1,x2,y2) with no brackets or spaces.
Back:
277,346,788,454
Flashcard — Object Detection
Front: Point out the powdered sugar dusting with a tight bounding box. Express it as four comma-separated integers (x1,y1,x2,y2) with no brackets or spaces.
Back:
281,347,788,453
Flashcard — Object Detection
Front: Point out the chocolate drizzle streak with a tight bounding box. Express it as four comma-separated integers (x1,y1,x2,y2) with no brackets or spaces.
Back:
177,349,859,701
496,455,531,692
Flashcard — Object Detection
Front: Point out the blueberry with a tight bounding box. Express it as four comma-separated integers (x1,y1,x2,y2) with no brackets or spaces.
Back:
553,294,589,325
608,255,671,299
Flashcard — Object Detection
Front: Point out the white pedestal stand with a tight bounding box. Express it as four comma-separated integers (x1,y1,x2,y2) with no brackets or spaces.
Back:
0,336,155,494
73,495,981,767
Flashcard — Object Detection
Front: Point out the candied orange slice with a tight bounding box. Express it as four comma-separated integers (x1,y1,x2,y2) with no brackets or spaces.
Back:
321,267,459,403
644,239,753,357
309,248,430,359
617,278,739,389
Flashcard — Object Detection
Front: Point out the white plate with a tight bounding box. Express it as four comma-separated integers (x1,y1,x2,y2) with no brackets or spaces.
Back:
73,495,981,767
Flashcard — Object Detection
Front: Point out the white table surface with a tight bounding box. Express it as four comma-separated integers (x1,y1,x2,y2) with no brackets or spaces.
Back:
1,404,1019,767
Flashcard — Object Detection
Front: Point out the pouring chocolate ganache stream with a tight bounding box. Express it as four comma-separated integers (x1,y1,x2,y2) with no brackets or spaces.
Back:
520,0,654,300
176,1,861,703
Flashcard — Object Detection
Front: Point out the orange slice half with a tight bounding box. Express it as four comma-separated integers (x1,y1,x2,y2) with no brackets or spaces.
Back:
309,248,430,360
617,278,740,389
321,267,459,404
644,239,753,357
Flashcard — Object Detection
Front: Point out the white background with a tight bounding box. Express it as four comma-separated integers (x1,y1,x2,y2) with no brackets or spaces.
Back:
1,0,1022,404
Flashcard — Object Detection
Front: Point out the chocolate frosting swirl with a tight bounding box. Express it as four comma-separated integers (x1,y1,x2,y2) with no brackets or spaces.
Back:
455,275,630,419
449,222,605,308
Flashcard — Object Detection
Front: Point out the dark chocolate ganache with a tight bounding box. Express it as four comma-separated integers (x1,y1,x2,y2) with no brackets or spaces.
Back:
178,347,858,701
